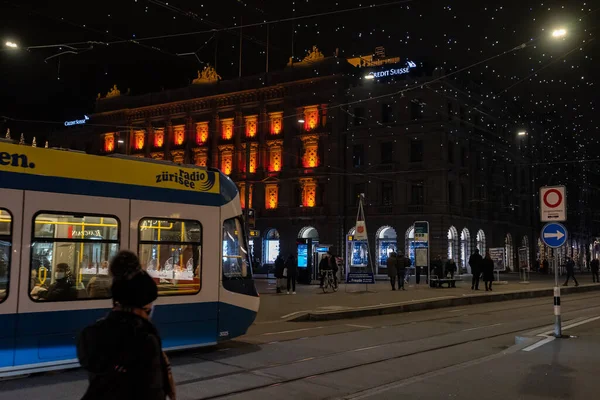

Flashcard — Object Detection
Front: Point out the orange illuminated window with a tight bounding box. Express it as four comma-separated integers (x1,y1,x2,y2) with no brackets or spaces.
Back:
265,184,279,209
134,130,145,150
300,178,317,208
269,112,283,135
219,145,234,175
194,148,208,167
239,183,254,209
303,106,319,131
195,122,209,145
267,140,283,172
173,125,185,146
104,133,115,152
301,135,319,168
154,129,165,148
245,115,258,138
242,143,258,173
221,118,234,140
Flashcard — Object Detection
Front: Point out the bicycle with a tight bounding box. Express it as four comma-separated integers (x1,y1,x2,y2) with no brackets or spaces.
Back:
321,270,338,293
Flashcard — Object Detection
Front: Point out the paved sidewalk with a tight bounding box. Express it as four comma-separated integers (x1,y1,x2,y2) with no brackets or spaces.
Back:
254,273,600,323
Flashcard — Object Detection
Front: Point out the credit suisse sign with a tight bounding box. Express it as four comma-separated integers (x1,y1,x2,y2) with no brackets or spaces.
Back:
367,61,416,79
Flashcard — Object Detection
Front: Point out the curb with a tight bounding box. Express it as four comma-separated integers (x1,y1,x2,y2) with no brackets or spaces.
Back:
290,284,600,322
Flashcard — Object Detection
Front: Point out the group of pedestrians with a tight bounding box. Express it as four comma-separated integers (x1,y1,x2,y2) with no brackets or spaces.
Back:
386,251,412,290
274,254,298,294
468,249,495,291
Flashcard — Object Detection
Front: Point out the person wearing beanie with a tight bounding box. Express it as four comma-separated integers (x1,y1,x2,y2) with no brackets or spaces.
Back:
77,250,176,400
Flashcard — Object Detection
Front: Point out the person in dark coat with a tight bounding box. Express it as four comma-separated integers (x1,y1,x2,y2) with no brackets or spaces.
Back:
445,258,457,279
469,249,483,290
40,263,78,301
77,251,175,400
318,254,331,288
285,254,298,294
431,255,443,280
482,252,495,291
563,256,579,287
396,252,411,290
591,258,600,283
274,255,285,293
328,252,339,287
386,252,398,290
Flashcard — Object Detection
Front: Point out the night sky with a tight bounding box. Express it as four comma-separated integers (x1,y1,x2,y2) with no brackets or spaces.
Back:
0,0,597,154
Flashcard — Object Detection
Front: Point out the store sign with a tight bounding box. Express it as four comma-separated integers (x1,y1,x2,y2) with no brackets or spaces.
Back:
367,61,416,79
414,221,429,243
71,229,102,238
347,272,375,284
64,115,89,127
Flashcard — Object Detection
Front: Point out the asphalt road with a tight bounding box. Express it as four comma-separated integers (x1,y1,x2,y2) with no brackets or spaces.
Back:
2,293,600,399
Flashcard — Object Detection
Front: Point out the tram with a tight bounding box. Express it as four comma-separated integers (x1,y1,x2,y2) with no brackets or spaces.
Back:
0,140,259,377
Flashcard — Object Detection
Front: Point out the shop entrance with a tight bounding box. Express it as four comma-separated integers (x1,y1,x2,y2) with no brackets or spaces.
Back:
376,226,397,277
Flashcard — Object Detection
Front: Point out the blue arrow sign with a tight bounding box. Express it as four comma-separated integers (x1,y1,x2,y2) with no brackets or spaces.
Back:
541,223,568,248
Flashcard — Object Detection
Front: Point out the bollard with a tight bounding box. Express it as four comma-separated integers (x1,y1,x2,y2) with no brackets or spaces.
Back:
554,286,562,337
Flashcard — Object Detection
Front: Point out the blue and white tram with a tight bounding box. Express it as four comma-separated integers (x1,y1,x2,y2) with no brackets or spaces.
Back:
0,141,259,377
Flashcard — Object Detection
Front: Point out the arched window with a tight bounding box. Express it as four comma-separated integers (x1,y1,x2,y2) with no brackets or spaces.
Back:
263,229,280,264
476,230,486,254
460,228,471,271
447,226,459,262
505,233,514,271
376,226,397,272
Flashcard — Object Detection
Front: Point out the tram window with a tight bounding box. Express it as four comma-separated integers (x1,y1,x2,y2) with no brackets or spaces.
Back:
0,209,12,303
138,218,202,296
222,218,252,280
29,213,120,302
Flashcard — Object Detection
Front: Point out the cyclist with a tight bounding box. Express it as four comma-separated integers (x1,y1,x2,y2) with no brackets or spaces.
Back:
319,254,331,288
327,252,339,288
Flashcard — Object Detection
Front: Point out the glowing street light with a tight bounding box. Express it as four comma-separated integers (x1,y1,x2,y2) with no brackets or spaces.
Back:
5,41,18,48
364,74,375,80
552,29,567,38
517,131,527,137
297,119,305,124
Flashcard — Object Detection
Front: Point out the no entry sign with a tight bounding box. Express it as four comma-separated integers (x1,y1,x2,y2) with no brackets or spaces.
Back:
540,186,566,222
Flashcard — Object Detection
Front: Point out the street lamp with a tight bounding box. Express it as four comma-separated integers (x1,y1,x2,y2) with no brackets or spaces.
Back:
364,74,375,80
5,41,18,49
518,131,527,137
552,29,567,38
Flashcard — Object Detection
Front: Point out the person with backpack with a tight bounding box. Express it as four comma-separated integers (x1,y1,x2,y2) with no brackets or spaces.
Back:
77,251,176,400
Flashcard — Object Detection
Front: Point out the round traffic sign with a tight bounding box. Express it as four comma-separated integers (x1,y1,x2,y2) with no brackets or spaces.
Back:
543,189,563,209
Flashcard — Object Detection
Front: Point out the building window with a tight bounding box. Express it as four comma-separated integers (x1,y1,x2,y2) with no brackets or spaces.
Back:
263,229,280,264
303,106,319,131
173,125,185,146
301,135,319,168
410,100,421,120
219,145,234,175
380,142,393,164
245,115,258,138
30,213,120,302
353,107,365,126
269,111,283,135
476,230,486,254
154,128,165,148
300,178,317,208
222,217,251,281
265,184,279,209
267,140,283,172
410,139,423,162
195,122,209,145
139,218,201,295
134,130,145,150
447,141,454,164
382,103,394,124
410,180,424,205
381,182,393,206
239,183,253,209
193,148,208,167
242,143,258,174
353,144,365,167
104,133,115,153
221,118,234,140
0,209,12,303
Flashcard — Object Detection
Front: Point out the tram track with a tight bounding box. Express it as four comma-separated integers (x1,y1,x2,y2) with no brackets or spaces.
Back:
181,301,600,399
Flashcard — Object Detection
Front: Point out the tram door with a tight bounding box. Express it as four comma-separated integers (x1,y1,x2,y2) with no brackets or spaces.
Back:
0,188,22,369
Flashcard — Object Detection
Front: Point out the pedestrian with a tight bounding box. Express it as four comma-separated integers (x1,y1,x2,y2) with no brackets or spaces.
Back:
482,251,495,291
431,255,443,280
386,252,398,290
274,255,285,294
469,249,483,290
563,256,579,287
285,254,298,294
591,258,600,283
396,252,411,290
77,250,176,400
444,258,457,279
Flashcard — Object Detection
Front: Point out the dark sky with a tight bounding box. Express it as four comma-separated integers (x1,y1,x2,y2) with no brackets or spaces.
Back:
0,0,597,148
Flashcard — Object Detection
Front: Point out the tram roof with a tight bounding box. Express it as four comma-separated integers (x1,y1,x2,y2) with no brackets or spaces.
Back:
0,141,237,206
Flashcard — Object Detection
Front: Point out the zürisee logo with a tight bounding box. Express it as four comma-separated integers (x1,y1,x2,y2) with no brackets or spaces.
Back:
155,169,216,191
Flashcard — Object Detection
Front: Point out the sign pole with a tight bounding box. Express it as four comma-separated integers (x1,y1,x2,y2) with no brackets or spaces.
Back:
554,255,562,337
